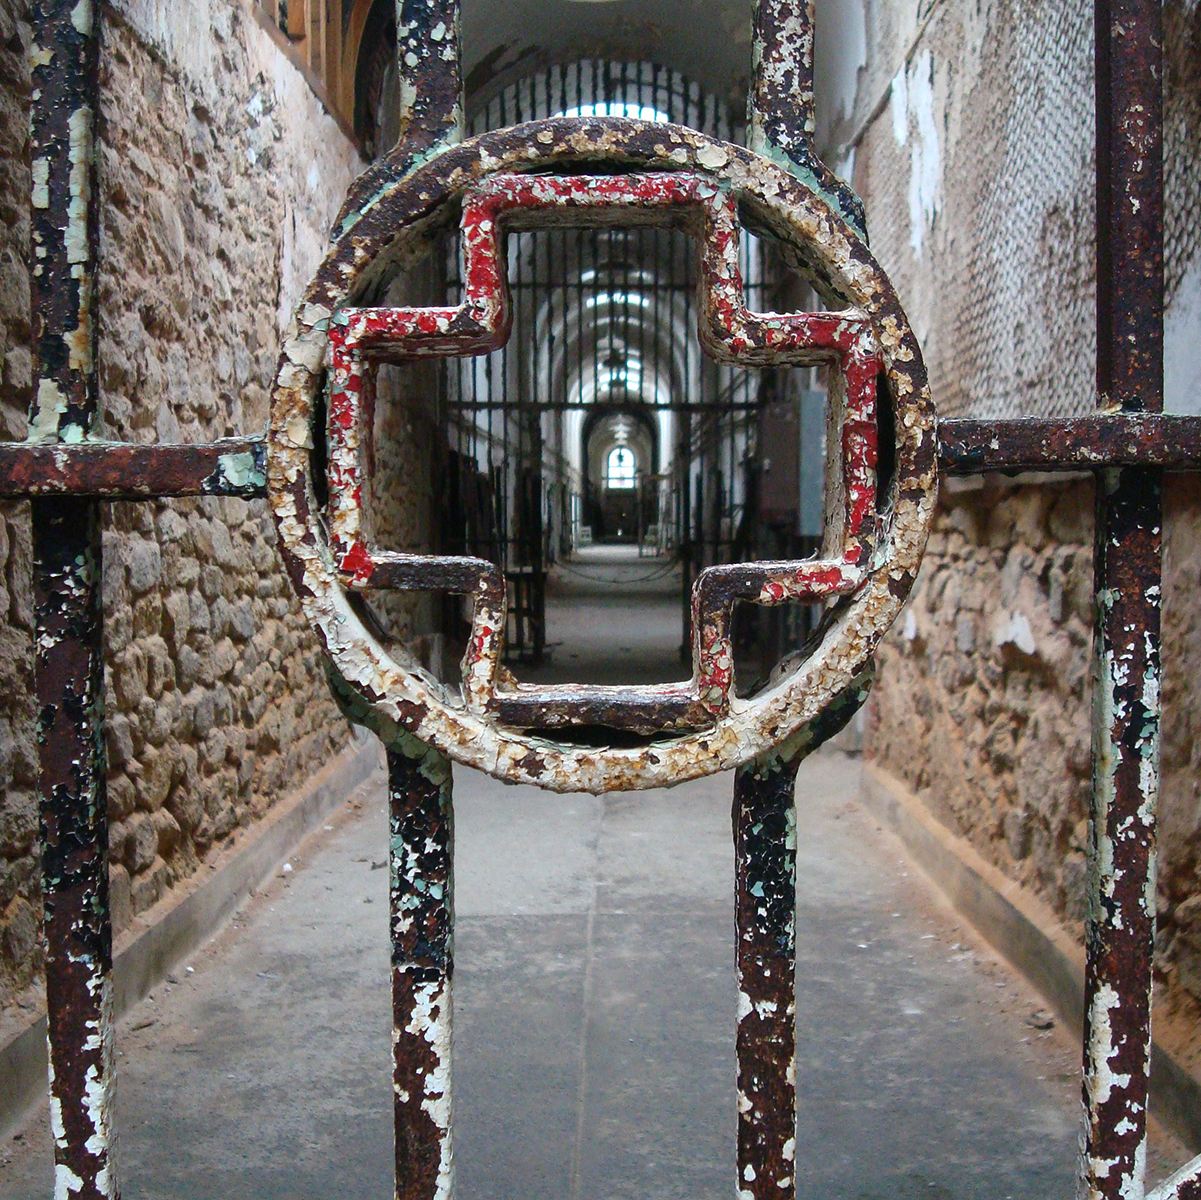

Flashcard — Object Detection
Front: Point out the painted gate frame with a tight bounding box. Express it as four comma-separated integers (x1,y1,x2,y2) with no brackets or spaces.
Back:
1,1,1198,1199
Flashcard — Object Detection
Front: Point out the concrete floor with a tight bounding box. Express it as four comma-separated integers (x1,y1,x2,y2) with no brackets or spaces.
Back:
0,548,1187,1197
518,545,688,687
2,752,1099,1200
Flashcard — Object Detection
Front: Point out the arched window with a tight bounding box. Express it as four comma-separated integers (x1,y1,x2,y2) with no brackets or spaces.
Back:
606,446,637,490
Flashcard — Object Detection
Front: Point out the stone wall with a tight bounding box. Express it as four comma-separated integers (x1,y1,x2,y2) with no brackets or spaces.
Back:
866,476,1201,1070
839,0,1201,1065
866,477,1096,932
0,0,377,1011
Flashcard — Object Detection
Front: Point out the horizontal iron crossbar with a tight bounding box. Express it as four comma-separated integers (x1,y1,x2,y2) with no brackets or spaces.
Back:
938,414,1201,473
0,437,266,499
1,414,1200,502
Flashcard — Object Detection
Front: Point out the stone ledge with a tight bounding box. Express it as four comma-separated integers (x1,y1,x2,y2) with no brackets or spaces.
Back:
0,731,384,1142
860,761,1201,1153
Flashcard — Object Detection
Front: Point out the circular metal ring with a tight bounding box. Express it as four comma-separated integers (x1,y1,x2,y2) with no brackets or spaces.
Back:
269,117,937,793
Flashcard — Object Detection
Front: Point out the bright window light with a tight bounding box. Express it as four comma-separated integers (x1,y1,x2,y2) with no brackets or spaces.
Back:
556,101,671,123
584,292,653,310
605,445,637,489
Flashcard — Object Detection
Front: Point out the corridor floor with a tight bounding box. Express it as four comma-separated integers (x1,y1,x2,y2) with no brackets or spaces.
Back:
0,550,1187,1197
3,751,1115,1200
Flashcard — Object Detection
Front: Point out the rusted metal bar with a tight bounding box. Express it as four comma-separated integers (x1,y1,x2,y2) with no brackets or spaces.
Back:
938,415,1201,475
389,737,454,1200
11,415,1201,504
750,0,815,152
1147,1153,1201,1200
333,0,463,237
0,437,266,499
1080,1,1164,1197
28,2,117,1198
749,0,866,235
734,749,801,1200
731,677,871,1200
394,0,463,161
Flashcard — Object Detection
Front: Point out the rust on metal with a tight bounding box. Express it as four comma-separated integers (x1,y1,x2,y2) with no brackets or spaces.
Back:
389,736,454,1200
324,169,883,731
733,674,871,1200
28,1,117,1197
749,0,866,237
334,0,463,239
735,750,801,1200
269,119,938,793
937,414,1201,475
1080,1,1165,1197
8,0,1191,1197
0,437,267,499
1148,1156,1201,1200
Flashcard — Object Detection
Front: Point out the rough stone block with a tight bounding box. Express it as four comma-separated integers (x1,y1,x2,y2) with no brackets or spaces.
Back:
130,856,168,915
126,812,158,874
106,712,135,769
152,808,181,858
1,896,37,966
128,539,162,594
114,645,147,710
163,591,190,652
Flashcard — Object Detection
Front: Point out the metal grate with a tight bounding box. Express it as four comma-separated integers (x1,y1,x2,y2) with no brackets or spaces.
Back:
445,61,781,667
4,3,1201,1200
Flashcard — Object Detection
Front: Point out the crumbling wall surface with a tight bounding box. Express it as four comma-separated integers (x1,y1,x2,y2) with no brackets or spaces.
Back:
867,477,1201,1073
866,478,1097,929
1155,475,1201,1076
844,0,1097,419
0,0,370,1010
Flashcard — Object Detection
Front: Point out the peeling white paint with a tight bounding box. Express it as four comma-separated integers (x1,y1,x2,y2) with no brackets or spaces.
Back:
32,158,50,209
890,50,942,254
65,106,92,266
30,378,68,443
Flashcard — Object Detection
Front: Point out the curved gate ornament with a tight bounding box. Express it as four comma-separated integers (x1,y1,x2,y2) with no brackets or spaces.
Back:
3,1,1199,1199
269,141,937,792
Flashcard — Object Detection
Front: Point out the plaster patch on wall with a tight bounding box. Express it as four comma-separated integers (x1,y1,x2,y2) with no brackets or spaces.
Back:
1165,251,1201,415
994,610,1037,657
903,50,942,255
890,65,908,145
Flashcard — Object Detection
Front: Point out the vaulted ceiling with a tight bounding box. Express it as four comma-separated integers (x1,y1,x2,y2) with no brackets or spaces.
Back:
459,0,755,113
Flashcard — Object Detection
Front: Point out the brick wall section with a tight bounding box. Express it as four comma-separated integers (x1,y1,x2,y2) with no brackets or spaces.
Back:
0,0,375,1011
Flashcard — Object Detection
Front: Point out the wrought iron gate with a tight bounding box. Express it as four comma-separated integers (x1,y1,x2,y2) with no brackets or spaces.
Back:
2,1,1201,1199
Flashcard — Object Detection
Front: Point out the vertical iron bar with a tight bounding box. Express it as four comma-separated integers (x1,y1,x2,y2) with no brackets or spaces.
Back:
395,0,463,158
28,3,115,1198
1081,1,1164,1197
334,0,463,237
748,0,865,236
389,739,455,1200
734,750,800,1200
748,0,815,160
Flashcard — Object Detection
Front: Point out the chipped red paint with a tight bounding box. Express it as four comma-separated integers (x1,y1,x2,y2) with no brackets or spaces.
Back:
2,1,1186,1198
321,171,883,726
